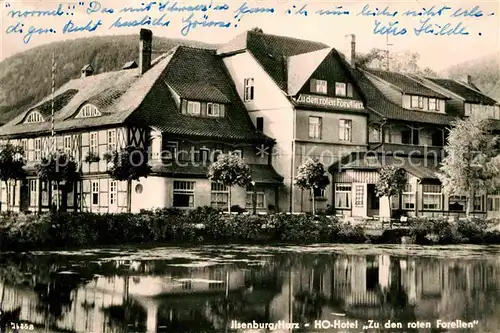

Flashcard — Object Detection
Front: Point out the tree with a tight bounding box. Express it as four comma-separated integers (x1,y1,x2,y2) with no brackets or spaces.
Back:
438,115,500,217
104,145,152,213
375,165,407,219
356,48,438,77
207,153,252,213
0,143,26,212
294,158,330,215
36,151,79,211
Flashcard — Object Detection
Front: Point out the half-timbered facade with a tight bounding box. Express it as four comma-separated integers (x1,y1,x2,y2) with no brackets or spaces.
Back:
0,29,281,213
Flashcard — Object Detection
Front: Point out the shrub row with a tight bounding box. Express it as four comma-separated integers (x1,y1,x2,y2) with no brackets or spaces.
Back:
1,208,499,251
0,207,367,251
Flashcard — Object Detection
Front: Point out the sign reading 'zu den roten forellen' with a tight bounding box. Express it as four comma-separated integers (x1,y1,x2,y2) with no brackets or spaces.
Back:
294,94,364,110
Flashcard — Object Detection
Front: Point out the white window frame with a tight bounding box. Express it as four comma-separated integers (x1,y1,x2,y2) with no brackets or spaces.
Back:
76,104,101,118
211,182,228,209
335,82,347,96
314,187,326,199
187,101,201,116
422,184,442,210
173,181,195,208
63,136,72,155
311,79,328,94
428,98,437,111
25,111,44,123
109,180,117,206
339,119,352,142
29,179,37,207
244,78,255,102
20,139,28,158
410,95,419,108
90,132,98,153
473,195,484,212
91,181,99,206
107,129,117,152
308,116,322,139
207,103,224,117
246,191,265,209
402,184,416,210
335,183,351,209
34,138,42,161
449,195,467,212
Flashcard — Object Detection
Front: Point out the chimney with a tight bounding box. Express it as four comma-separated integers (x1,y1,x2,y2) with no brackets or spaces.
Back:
81,64,94,78
345,34,356,67
139,29,153,74
466,74,473,86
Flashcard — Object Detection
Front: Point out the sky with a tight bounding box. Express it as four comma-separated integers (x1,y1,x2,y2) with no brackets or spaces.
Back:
1,0,499,71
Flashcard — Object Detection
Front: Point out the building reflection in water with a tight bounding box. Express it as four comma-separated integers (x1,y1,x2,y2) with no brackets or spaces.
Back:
0,250,499,333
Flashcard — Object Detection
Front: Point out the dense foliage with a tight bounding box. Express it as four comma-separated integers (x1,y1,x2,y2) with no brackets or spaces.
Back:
0,209,368,251
0,35,215,124
36,151,79,183
375,165,407,218
438,115,500,216
104,146,151,181
294,158,330,214
207,153,252,212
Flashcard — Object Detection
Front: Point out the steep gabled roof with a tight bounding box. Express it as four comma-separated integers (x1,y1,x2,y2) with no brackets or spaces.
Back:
426,78,499,105
129,46,271,142
218,31,330,92
349,69,455,125
366,69,447,99
286,47,333,96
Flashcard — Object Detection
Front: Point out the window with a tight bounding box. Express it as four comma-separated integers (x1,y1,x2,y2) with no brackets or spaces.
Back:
246,192,265,208
488,194,500,212
335,82,347,96
428,98,438,111
90,132,98,153
402,184,415,210
230,150,242,158
335,184,351,209
109,180,117,205
20,139,28,158
29,179,37,206
187,101,201,116
354,185,364,207
449,195,467,212
431,130,444,146
207,103,225,117
256,117,264,131
63,136,71,155
311,79,327,94
410,95,422,108
244,78,255,101
34,138,42,161
25,111,44,123
339,119,352,142
314,187,325,198
474,195,484,211
422,185,442,210
347,83,354,97
164,141,178,161
173,181,195,208
401,129,419,145
309,116,322,139
369,126,381,142
107,130,117,152
211,183,228,209
76,104,101,118
91,181,99,206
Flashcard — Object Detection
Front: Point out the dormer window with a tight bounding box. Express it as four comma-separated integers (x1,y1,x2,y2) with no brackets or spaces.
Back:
207,103,225,117
76,104,101,118
187,101,201,116
310,79,327,94
24,111,44,124
335,82,347,97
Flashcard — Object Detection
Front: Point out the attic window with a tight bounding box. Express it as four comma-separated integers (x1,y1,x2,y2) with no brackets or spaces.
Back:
76,104,101,118
207,103,225,117
25,111,44,124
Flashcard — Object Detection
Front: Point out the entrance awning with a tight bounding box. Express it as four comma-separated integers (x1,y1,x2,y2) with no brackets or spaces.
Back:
334,154,440,180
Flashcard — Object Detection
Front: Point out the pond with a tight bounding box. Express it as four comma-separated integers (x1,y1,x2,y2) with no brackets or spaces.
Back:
0,244,499,333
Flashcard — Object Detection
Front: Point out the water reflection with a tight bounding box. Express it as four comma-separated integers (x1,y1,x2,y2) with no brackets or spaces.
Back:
0,246,499,333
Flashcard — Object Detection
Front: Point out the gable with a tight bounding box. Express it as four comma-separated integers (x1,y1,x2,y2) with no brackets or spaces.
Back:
297,50,364,101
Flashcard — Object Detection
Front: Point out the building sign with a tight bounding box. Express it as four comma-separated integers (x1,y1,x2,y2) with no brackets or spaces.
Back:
294,94,364,110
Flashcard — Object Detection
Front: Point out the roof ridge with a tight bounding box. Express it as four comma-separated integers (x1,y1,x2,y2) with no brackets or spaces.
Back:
248,30,329,48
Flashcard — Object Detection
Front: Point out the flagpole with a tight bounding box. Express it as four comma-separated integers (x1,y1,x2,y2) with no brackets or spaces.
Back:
51,51,59,211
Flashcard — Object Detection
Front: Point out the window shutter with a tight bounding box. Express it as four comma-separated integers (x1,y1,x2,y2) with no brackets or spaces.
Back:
310,79,317,93
181,100,188,114
201,102,207,117
220,104,225,117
